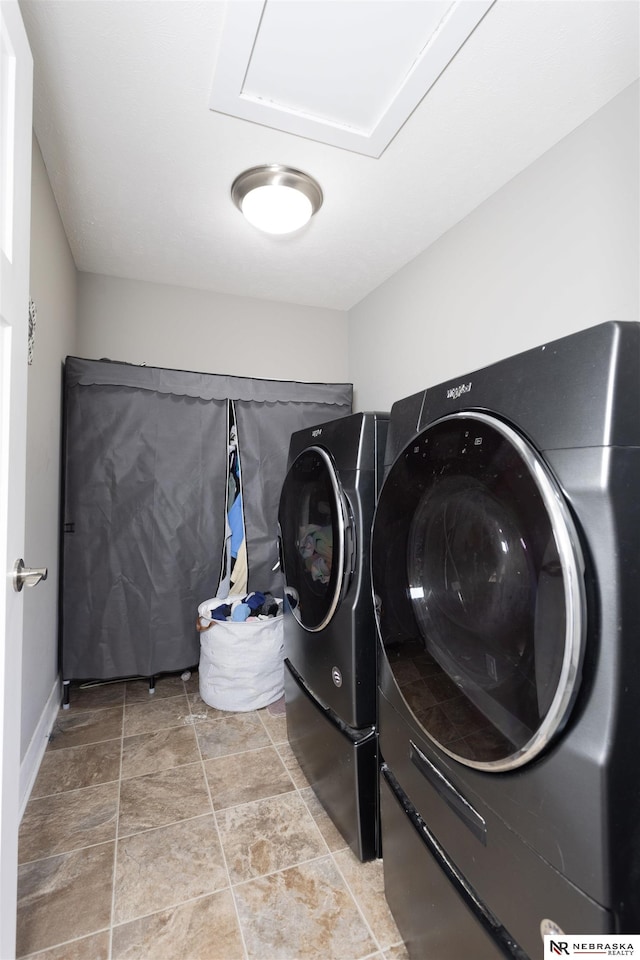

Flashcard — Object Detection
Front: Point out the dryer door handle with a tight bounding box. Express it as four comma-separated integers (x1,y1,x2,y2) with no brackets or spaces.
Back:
344,519,356,584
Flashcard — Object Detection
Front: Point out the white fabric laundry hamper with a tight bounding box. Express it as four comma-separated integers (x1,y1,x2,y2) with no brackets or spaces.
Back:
197,595,284,711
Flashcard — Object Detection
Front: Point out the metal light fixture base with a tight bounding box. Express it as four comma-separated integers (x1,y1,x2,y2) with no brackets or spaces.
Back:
231,164,323,233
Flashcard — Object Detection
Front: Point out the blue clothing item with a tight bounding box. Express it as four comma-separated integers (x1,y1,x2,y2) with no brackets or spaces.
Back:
209,607,227,621
228,493,244,559
231,602,251,622
245,591,266,611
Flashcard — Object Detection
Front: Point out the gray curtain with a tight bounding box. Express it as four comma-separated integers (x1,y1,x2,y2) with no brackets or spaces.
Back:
62,359,229,680
61,358,352,682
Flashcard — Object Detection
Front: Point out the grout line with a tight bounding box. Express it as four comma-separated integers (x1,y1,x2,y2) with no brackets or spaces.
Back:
18,927,112,960
119,757,204,782
228,848,341,891
105,679,241,944
192,686,250,960
285,749,349,852
108,698,125,960
201,784,297,816
296,788,334,856
330,850,385,958
26,773,122,804
109,888,228,935
18,778,120,865
281,746,390,957
17,837,117,869
115,809,217,843
46,733,123,751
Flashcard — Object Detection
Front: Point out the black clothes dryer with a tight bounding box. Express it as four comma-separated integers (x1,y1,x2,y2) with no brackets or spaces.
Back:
371,322,640,958
278,411,388,861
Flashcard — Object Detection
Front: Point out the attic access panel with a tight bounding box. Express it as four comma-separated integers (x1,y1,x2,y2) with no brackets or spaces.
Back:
209,0,495,158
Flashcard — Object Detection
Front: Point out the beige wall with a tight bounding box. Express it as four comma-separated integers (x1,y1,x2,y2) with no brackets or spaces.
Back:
21,136,78,795
77,273,349,384
348,81,640,412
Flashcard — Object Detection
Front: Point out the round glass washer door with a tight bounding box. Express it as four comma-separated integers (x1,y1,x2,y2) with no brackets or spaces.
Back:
372,411,586,772
278,446,351,632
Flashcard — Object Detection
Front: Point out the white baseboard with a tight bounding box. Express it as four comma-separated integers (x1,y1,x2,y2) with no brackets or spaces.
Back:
19,677,61,819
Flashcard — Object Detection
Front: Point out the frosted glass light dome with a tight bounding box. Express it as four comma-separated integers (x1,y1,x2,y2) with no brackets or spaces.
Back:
241,184,313,234
232,165,323,235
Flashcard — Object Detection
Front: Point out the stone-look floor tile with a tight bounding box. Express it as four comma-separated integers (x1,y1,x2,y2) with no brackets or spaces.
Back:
275,742,310,789
123,694,190,737
114,815,228,924
121,724,199,779
233,856,378,960
259,709,288,745
118,762,211,836
67,682,126,712
195,713,271,760
48,706,123,750
16,842,114,957
23,677,410,959
188,691,237,720
112,889,244,960
19,782,119,862
216,792,327,884
125,674,187,703
383,944,411,959
30,739,122,798
204,745,294,809
20,930,110,960
299,786,348,853
334,849,403,950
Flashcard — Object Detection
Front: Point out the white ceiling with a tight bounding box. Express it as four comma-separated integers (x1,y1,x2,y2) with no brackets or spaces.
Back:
19,0,640,311
209,0,495,156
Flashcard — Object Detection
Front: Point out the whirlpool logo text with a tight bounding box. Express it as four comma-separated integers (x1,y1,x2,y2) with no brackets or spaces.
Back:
446,381,472,400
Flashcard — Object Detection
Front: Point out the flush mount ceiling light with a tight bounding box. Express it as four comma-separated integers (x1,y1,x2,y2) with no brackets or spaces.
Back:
231,164,323,235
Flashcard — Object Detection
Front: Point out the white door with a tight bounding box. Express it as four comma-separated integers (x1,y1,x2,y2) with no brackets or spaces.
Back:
0,2,32,956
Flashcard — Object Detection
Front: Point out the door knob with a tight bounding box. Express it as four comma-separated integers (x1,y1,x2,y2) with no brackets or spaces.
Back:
12,559,48,592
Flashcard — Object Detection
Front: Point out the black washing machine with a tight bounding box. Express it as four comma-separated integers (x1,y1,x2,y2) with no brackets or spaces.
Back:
278,411,388,861
371,322,640,958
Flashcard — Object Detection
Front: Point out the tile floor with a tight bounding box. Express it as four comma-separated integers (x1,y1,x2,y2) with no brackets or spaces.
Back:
16,673,408,960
